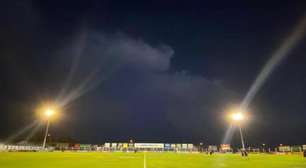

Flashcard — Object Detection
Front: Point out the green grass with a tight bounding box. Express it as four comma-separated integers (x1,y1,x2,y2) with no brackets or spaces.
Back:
0,152,305,168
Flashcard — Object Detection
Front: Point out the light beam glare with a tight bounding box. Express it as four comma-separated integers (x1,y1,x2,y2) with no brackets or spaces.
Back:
240,15,306,111
222,125,236,144
57,58,123,108
56,30,87,104
58,67,100,107
4,120,40,144
23,122,42,142
55,29,125,108
222,15,306,144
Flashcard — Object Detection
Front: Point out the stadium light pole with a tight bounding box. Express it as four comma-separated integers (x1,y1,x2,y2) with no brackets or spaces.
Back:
42,108,55,149
230,112,246,152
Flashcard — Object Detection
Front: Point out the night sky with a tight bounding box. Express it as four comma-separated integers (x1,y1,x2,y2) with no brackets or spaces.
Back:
1,0,306,146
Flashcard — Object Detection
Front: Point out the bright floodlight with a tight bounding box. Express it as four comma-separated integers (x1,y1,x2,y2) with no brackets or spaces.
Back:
45,108,55,117
231,112,244,121
42,107,58,149
227,107,248,155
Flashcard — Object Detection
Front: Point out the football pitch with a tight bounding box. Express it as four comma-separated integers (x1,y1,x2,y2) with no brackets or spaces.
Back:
0,152,305,168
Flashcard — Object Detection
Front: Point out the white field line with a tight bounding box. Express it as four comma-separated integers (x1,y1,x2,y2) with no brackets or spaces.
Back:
144,152,147,168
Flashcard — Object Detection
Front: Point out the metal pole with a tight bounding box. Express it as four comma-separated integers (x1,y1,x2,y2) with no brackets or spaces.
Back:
42,120,50,149
239,126,245,151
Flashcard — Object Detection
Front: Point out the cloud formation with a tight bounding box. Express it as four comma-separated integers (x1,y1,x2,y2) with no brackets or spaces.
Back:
53,32,235,142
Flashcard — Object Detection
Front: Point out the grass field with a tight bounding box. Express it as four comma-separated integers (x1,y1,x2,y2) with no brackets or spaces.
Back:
0,152,305,168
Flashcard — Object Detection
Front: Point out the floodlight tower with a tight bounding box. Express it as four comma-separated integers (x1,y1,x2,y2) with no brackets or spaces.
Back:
230,111,247,154
42,108,55,149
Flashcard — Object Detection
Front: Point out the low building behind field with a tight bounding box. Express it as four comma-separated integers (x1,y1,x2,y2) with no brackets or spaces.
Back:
53,142,70,150
208,145,218,152
303,145,306,151
278,145,304,153
134,143,164,151
0,144,42,151
219,144,232,153
80,144,92,151
100,142,197,152
291,146,302,152
1,142,306,153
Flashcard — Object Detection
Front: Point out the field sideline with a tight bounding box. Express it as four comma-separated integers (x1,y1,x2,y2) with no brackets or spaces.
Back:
0,152,305,168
